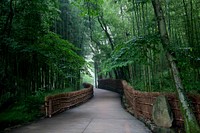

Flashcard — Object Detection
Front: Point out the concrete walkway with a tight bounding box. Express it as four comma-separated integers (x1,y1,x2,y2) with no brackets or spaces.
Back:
9,88,151,133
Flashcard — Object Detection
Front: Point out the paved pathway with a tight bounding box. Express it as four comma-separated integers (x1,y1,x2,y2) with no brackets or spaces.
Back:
9,88,151,133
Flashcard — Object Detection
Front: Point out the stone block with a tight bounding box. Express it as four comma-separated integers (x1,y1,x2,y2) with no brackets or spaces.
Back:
152,95,173,128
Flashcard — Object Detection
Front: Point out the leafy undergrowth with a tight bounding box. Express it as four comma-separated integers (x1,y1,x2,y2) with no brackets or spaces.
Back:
0,88,75,131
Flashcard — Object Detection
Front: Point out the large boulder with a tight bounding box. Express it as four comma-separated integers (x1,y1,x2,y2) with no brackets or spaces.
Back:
152,95,173,128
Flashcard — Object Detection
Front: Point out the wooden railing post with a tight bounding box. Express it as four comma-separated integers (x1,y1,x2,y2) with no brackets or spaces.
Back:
45,101,48,117
49,99,52,118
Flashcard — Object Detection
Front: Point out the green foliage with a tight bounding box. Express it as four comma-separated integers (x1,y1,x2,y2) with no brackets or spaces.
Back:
171,48,200,93
86,0,199,94
72,0,103,16
0,1,87,122
12,0,60,43
82,74,94,84
133,70,175,92
0,87,74,131
37,32,85,69
100,34,161,74
80,59,94,84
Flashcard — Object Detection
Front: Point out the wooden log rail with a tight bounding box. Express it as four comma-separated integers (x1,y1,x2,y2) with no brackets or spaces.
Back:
45,84,93,117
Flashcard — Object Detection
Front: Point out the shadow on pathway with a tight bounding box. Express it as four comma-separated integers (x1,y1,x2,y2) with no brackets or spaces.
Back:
9,88,151,133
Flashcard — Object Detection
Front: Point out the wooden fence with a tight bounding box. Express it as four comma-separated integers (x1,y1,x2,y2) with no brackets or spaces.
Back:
122,80,200,127
98,79,123,94
98,79,200,128
45,83,93,117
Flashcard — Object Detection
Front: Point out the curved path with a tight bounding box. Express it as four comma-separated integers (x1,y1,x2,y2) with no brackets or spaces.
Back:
9,88,151,133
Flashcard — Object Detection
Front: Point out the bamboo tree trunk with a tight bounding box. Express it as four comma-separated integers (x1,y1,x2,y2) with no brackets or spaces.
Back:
143,65,147,91
151,0,200,132
97,15,114,50
148,49,152,92
128,64,134,84
141,3,146,35
131,0,136,35
136,3,140,36
132,1,140,36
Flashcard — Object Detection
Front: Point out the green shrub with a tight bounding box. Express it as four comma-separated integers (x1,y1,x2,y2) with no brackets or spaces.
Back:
0,87,75,131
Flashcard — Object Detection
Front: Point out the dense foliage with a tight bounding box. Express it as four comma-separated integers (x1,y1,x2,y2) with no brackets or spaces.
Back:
76,0,200,132
0,0,199,132
0,87,75,130
77,0,200,93
0,0,86,128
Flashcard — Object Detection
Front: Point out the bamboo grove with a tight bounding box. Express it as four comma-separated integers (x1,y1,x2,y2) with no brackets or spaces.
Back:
0,0,200,132
76,0,200,132
0,0,86,106
77,0,200,93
